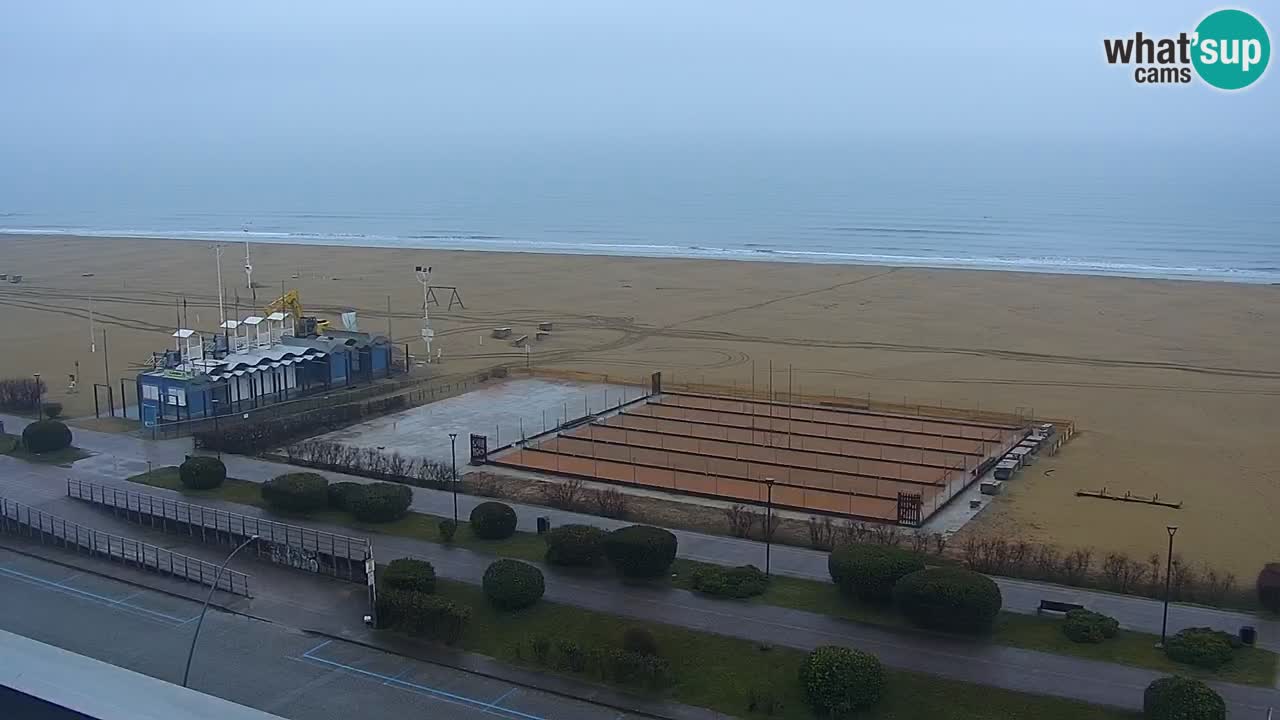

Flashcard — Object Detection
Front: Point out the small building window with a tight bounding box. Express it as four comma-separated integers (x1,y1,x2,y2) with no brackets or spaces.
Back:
142,384,160,401
166,388,187,407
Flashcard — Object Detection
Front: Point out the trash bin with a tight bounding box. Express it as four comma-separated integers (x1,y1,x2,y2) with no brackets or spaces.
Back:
1240,625,1257,646
536,517,551,534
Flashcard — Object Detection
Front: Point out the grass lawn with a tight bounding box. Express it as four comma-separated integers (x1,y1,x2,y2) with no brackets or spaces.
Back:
434,579,1136,720
123,467,1278,687
0,432,91,466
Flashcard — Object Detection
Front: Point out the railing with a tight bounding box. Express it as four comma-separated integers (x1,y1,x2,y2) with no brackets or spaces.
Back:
66,479,370,583
0,497,251,597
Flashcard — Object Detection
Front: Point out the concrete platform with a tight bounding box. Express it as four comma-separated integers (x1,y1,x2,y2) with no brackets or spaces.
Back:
310,378,640,466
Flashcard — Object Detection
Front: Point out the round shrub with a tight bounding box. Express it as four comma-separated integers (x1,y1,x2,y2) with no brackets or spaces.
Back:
179,456,226,490
689,564,769,599
622,627,659,657
21,420,72,454
260,473,329,514
41,402,63,419
1164,627,1237,669
799,645,885,715
470,501,517,540
1143,676,1225,720
1257,563,1280,614
1062,609,1120,644
349,482,412,523
382,558,436,595
482,559,545,610
893,567,1002,633
438,519,458,542
603,525,678,579
327,481,365,511
828,543,926,604
544,524,605,567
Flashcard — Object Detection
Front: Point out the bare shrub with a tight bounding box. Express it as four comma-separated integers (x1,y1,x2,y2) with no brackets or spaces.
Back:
757,510,780,542
591,488,630,519
542,477,585,511
870,524,902,547
468,472,500,497
725,505,755,538
932,533,948,556
807,516,836,551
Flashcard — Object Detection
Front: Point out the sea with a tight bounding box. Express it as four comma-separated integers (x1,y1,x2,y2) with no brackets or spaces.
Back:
2,138,1277,283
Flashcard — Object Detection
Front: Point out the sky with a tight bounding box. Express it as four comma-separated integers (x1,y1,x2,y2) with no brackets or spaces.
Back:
0,0,1275,153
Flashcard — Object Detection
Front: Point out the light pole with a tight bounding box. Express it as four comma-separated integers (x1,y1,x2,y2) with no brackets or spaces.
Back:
764,476,776,576
210,395,221,459
449,432,459,523
33,373,42,420
1158,525,1178,647
182,534,259,688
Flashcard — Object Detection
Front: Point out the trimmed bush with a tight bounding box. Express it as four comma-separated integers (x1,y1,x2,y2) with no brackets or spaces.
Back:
382,558,436,595
828,543,925,604
482,559,545,610
260,473,329,514
598,648,672,689
1257,563,1280,613
799,645,886,715
1164,627,1237,670
179,456,226,490
1062,609,1120,644
544,524,605,567
41,402,63,419
1143,676,1226,720
438,519,458,542
603,525,678,579
622,627,659,657
327,481,364,511
349,482,412,523
893,567,1002,633
469,501,517,540
377,591,471,644
21,420,72,454
689,564,769,599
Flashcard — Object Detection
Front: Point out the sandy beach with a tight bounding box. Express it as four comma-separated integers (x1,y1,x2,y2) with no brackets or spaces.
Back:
1,234,1277,578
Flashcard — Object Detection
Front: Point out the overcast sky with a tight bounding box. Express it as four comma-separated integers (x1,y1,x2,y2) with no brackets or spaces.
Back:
0,0,1275,152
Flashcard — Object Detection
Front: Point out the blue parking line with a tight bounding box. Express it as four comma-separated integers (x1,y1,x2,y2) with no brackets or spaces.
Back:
0,565,190,624
301,647,547,720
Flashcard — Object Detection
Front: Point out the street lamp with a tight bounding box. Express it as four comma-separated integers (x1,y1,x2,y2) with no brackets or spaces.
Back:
33,373,41,420
182,534,260,688
764,476,776,576
1159,525,1178,647
448,432,459,523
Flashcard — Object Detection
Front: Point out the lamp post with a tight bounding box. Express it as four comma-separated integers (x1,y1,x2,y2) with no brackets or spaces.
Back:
33,373,42,420
210,395,221,459
448,432,459,523
182,534,259,688
1158,525,1178,647
764,476,776,576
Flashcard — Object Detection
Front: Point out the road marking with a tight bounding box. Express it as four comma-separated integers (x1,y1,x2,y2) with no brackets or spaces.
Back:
301,647,547,720
490,687,518,706
0,565,190,624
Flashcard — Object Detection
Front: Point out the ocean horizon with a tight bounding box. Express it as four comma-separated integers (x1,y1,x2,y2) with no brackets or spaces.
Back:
3,139,1277,284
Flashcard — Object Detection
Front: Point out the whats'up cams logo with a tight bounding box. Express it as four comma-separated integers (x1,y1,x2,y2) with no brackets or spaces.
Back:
1104,8,1270,89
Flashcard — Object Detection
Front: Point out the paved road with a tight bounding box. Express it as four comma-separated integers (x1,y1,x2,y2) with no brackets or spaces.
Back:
21,411,1272,652
0,547,637,720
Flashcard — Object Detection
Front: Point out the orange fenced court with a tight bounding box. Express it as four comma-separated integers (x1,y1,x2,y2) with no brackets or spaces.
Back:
489,390,1034,526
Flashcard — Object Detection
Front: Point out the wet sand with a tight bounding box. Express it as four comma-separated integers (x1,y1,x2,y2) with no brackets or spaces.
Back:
1,234,1277,577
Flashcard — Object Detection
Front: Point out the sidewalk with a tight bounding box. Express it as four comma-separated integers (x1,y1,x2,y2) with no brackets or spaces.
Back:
8,410,1278,653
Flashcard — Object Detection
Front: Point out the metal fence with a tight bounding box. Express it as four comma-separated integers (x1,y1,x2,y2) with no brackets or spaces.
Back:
0,497,251,597
67,479,371,583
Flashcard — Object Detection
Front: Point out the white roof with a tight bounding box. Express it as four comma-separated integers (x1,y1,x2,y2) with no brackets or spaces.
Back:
220,320,241,329
172,329,196,338
242,316,264,325
266,312,287,321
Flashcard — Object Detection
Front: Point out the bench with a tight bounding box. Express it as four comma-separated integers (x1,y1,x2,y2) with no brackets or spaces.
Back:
1037,599,1085,615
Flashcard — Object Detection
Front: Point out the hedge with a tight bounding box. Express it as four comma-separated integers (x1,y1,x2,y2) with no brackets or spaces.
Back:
483,559,545,610
893,567,1003,633
828,543,925,603
470,501,517,539
1062,609,1120,644
327,481,365,511
689,564,769,599
260,473,329,514
603,525,678,579
179,456,226,490
799,645,885,715
544,524,605,567
1258,563,1280,613
382,558,436,595
1164,627,1237,670
1143,676,1225,720
21,420,72,454
377,590,471,645
349,482,413,523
